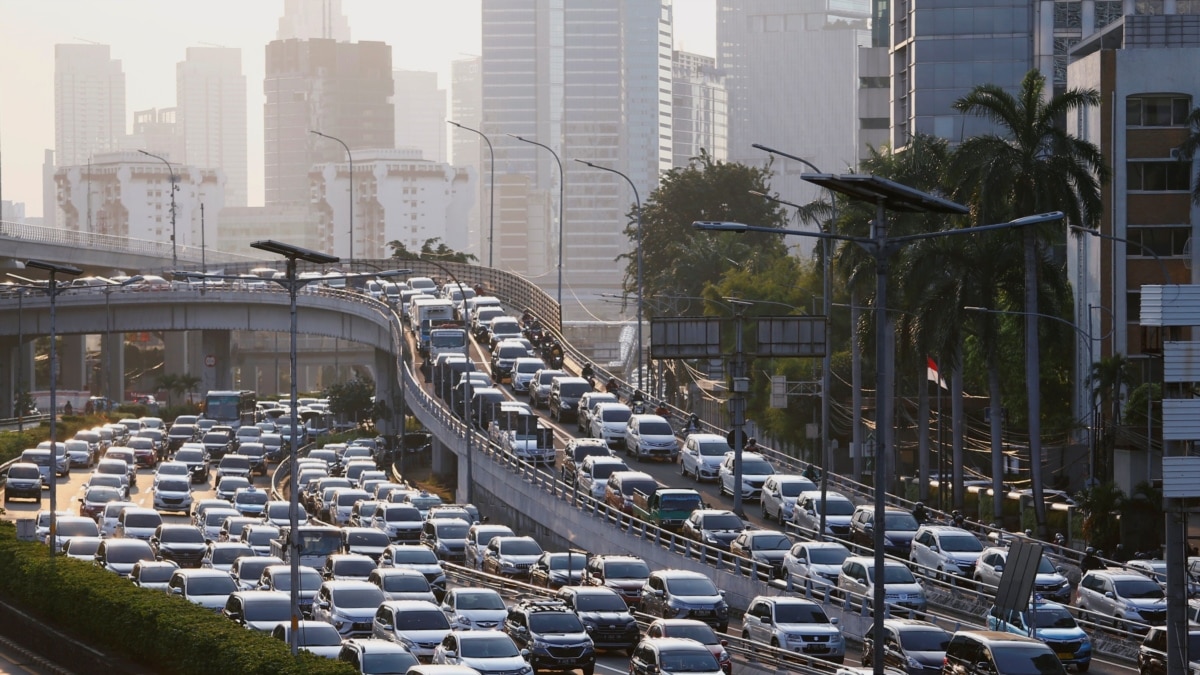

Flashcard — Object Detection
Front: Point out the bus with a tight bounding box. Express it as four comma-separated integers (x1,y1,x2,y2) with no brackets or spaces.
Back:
201,390,257,430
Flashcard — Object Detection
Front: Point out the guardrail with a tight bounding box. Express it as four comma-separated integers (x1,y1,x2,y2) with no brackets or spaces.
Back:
0,218,255,265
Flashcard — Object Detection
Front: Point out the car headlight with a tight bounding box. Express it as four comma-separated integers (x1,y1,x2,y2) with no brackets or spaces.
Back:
703,534,718,544
399,636,417,648
532,639,550,650
1124,603,1143,616
883,536,894,547
457,615,473,627
908,656,923,669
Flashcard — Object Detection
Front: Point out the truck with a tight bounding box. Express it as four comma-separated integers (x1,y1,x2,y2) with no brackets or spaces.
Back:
412,298,456,355
631,488,705,531
428,326,469,362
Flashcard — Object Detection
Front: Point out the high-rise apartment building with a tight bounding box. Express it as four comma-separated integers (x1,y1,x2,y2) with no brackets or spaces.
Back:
124,108,180,160
277,0,351,41
672,50,728,167
393,70,447,163
263,38,394,210
54,44,126,168
451,56,483,258
718,1,868,215
177,47,248,207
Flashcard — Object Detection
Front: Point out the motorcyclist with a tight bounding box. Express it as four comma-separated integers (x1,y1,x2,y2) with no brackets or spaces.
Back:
1080,547,1104,572
912,501,930,525
1113,543,1131,564
630,390,647,414
580,361,595,385
682,413,702,435
605,378,620,395
744,437,759,452
521,308,534,327
655,400,670,419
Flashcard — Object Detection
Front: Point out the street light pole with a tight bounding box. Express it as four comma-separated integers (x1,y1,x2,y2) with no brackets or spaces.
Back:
24,260,83,561
509,134,564,326
138,150,178,268
449,121,495,268
309,131,354,264
574,159,642,386
250,240,339,656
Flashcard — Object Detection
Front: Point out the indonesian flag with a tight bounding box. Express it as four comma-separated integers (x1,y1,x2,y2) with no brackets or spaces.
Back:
927,357,948,390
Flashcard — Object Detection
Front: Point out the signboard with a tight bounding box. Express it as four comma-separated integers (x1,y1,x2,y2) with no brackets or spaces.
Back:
754,316,826,357
995,539,1044,614
204,354,216,367
650,317,724,359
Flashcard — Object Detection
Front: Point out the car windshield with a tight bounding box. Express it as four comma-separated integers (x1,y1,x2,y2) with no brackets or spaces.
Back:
220,457,250,469
271,569,323,591
137,565,176,583
382,575,429,593
515,361,542,374
332,559,375,577
460,636,519,658
602,409,632,423
815,499,855,516
161,527,204,543
456,591,505,610
661,649,720,672
206,511,237,527
175,450,204,463
203,433,228,444
243,598,290,621
158,480,190,493
637,420,672,436
899,628,949,652
65,539,101,556
750,534,791,550
702,514,744,531
548,553,588,570
362,652,419,673
391,549,438,565
659,495,700,511
1037,557,1058,574
557,382,588,397
697,441,729,457
1114,579,1165,599
108,543,153,563
529,613,584,633
58,520,98,536
295,625,341,646
740,459,775,475
86,487,122,502
125,513,161,528
211,546,250,564
605,561,650,579
537,371,563,384
780,480,814,497
347,531,390,547
990,645,1067,675
1029,606,1077,629
885,513,920,530
621,480,658,497
432,333,465,348
591,463,624,480
331,587,384,608
498,344,526,358
245,529,276,546
775,603,828,624
576,593,628,612
409,496,443,509
870,565,918,584
436,523,470,539
501,540,541,556
396,610,451,629
806,547,850,565
665,577,718,596
237,491,268,505
939,534,983,552
385,508,421,522
189,576,236,595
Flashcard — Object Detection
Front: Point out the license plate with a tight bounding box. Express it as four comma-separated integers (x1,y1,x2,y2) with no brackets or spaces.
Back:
804,645,829,654
1057,653,1074,660
557,658,576,665
691,609,713,617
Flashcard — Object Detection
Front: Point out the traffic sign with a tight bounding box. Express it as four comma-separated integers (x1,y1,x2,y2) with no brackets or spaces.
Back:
204,354,216,367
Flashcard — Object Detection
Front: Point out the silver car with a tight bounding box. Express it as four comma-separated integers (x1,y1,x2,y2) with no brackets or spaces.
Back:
1075,569,1166,632
759,474,817,522
836,555,927,618
679,433,730,483
741,595,845,661
782,541,851,595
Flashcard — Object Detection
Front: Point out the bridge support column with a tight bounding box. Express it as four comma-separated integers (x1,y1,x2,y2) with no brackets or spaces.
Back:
101,333,125,403
164,332,192,382
60,335,88,392
0,336,16,417
374,348,398,435
430,437,458,489
200,330,232,393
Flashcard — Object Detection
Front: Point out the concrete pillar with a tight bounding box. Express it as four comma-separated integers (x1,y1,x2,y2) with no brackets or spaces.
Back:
200,330,232,392
164,332,190,380
374,348,397,435
430,437,458,481
101,332,125,403
60,335,88,392
0,336,15,418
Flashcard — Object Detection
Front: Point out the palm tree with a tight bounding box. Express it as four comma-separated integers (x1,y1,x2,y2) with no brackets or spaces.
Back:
951,70,1109,537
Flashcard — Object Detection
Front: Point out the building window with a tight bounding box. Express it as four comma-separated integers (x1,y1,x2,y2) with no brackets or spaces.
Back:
1127,161,1190,191
861,118,890,130
1135,0,1165,14
1127,225,1192,257
1127,291,1141,323
1095,1,1122,27
1126,95,1191,127
1055,1,1082,29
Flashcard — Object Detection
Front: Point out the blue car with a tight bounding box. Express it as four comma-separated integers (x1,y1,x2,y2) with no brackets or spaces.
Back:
986,601,1092,671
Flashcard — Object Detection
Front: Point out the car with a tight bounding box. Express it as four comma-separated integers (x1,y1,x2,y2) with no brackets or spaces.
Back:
167,423,199,451
680,509,747,552
198,507,240,541
368,567,437,604
271,620,344,659
503,599,595,675
230,555,285,592
201,431,233,460
1139,626,1200,675
326,488,373,526
229,486,268,518
623,414,679,462
465,523,516,570
791,490,856,537
837,555,928,618
63,439,93,469
218,516,260,544
173,446,209,483
94,538,156,577
153,460,190,484
130,559,179,591
223,589,293,632
258,563,324,616
45,516,100,553
441,587,508,631
1075,569,1167,632
548,376,591,422
431,631,531,675
264,499,309,528
239,523,282,557
322,553,377,582
729,529,792,579
717,451,775,500
556,585,641,654
582,554,652,606
311,579,386,639
215,476,252,502
678,434,731,483
860,618,949,675
78,484,123,519
379,544,447,598
371,503,424,543
528,551,588,589
985,601,1091,670
167,568,238,611
782,541,851,595
4,462,45,503
341,527,392,562
742,595,845,662
85,471,130,500
236,443,269,477
590,402,633,446
93,457,133,490
975,546,1072,604
909,525,984,580
338,637,421,675
850,505,921,557
152,476,194,514
942,630,1067,675
114,507,163,541
529,368,566,409
489,340,529,384
201,541,254,573
629,637,725,675
422,517,471,564
644,620,731,673
150,523,209,568
560,438,612,484
602,470,658,515
640,570,730,632
372,598,451,658
480,536,543,579
487,319,525,353
577,455,630,500
97,500,137,537
62,536,103,562
215,454,252,482
509,357,546,392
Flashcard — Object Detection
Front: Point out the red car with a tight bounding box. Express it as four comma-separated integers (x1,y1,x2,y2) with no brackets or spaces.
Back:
79,485,124,520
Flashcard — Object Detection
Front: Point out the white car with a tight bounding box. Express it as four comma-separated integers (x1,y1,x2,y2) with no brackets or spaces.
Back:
432,631,531,675
717,452,776,501
679,433,730,483
790,490,855,538
623,414,679,462
577,456,630,500
759,474,818,522
465,524,516,570
742,595,845,661
510,357,546,392
589,402,633,446
908,525,984,579
311,579,386,638
782,541,852,595
152,476,194,514
440,586,508,631
372,599,453,660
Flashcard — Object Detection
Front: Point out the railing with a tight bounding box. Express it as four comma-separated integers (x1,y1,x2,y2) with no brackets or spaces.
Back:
0,219,256,265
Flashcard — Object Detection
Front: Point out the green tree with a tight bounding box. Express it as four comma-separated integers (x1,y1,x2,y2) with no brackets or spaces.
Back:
386,238,477,264
621,149,790,310
325,375,377,428
950,69,1109,536
1089,354,1137,481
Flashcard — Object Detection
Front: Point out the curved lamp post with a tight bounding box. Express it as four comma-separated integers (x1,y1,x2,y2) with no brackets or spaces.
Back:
508,134,564,326
574,159,642,385
137,150,178,268
449,121,495,268
309,130,354,264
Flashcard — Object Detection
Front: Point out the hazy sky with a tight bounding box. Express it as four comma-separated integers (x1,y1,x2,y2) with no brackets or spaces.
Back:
0,0,716,217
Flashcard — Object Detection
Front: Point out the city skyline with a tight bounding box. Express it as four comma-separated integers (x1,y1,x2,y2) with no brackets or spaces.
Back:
0,0,716,219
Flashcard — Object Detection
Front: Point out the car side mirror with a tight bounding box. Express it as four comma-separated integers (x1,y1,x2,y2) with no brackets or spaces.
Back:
796,557,808,565
993,564,1004,573
720,639,729,647
169,587,182,596
1104,591,1115,599
930,545,939,553
379,621,393,631
520,649,531,660
445,650,457,659
1057,566,1067,574
718,590,725,596
830,617,839,625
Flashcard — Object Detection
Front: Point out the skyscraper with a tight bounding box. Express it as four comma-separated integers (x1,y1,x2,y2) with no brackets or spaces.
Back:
54,44,126,168
177,47,247,207
451,56,483,258
672,50,728,167
393,70,447,163
277,0,351,41
263,38,394,209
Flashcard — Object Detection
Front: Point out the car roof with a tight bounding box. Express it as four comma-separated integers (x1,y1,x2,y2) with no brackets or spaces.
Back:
644,637,712,651
654,569,709,579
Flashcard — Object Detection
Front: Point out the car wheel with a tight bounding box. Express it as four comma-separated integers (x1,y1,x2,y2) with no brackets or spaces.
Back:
582,667,593,675
770,638,780,648
1113,616,1127,633
761,502,769,520
741,630,750,640
680,461,687,476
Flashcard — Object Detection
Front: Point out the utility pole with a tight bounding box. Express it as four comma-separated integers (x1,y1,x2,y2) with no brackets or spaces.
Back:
729,301,749,518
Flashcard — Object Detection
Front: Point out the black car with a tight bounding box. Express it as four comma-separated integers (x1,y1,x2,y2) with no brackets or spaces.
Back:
174,447,210,484
167,424,199,451
201,431,233,460
862,618,949,675
503,600,596,675
556,586,641,654
850,505,920,558
639,570,729,632
150,523,208,568
680,509,747,552
1139,627,1200,675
